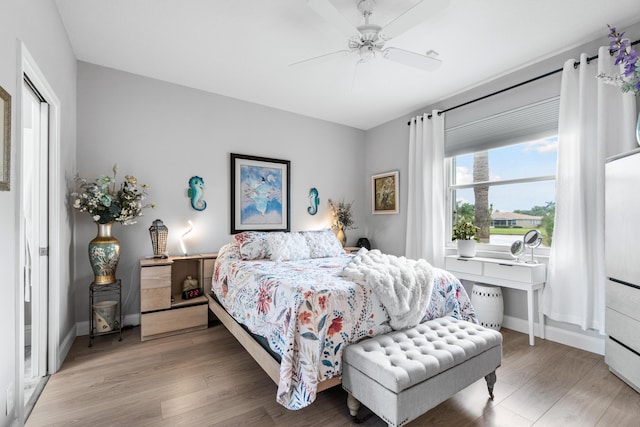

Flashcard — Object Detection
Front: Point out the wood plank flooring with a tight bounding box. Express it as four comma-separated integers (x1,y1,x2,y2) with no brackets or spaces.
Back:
26,323,640,426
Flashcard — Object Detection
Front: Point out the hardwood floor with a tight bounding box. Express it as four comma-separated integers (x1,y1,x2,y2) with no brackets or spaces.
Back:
27,323,640,427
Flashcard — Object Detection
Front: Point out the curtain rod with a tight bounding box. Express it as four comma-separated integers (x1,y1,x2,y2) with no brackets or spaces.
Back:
407,39,640,126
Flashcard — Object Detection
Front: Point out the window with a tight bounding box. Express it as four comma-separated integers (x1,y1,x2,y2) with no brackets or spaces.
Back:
449,137,557,248
445,97,560,250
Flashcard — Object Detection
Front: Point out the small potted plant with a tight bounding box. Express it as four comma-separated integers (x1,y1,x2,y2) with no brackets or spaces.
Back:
452,219,479,258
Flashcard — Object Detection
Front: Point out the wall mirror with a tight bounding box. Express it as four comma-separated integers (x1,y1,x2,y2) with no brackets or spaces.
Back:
0,85,11,191
523,229,542,264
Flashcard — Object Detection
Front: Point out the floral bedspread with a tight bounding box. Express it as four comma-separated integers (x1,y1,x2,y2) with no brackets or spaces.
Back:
211,243,476,410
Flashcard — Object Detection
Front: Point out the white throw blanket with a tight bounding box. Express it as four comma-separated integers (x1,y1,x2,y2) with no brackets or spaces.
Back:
341,249,434,330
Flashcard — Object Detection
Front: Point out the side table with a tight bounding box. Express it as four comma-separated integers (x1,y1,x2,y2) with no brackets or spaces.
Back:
445,255,546,346
89,279,123,347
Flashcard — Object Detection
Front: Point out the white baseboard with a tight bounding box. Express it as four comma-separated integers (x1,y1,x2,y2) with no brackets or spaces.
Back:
502,315,605,355
56,325,76,372
75,314,140,337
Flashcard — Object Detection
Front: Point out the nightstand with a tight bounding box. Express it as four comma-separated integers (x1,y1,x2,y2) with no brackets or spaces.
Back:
139,253,217,341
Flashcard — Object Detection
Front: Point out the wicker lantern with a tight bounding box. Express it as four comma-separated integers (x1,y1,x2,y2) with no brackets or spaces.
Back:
149,219,168,258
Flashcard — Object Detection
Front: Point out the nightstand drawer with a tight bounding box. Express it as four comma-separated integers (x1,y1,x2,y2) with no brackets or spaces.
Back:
141,287,171,312
445,257,482,275
140,304,208,340
484,262,537,283
141,265,171,289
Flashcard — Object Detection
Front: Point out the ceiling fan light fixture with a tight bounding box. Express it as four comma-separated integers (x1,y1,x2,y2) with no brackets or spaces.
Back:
359,45,376,62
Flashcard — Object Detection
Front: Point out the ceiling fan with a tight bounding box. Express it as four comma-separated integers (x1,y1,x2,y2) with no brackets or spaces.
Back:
295,0,449,72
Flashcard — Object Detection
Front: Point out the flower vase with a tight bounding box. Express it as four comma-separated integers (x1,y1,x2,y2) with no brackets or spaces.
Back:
336,226,347,247
89,222,120,284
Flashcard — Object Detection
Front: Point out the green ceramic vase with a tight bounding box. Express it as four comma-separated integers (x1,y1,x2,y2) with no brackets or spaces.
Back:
88,222,120,284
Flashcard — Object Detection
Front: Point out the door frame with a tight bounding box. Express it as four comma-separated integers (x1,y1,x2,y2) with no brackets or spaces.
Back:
15,42,62,422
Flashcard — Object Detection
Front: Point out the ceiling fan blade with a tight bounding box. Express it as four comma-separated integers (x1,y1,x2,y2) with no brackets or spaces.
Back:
307,0,360,39
289,49,352,68
383,47,442,72
381,0,450,39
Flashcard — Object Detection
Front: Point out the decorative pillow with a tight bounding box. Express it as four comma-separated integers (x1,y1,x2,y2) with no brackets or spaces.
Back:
234,231,269,260
302,229,345,258
266,232,311,262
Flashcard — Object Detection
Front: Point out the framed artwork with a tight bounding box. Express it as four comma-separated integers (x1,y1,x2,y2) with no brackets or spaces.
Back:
230,153,290,233
372,171,399,214
0,85,11,191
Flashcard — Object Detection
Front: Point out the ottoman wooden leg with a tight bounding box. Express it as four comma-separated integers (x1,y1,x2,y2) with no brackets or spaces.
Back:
347,393,362,423
485,370,497,400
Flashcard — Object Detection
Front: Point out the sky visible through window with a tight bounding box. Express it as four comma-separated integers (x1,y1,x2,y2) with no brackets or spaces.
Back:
454,137,558,213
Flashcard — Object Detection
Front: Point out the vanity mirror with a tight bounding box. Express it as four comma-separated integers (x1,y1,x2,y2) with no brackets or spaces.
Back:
523,229,542,264
510,240,524,261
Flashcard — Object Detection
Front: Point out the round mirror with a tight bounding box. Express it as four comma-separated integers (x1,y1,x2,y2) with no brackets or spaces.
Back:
523,230,542,264
523,230,542,248
510,240,524,260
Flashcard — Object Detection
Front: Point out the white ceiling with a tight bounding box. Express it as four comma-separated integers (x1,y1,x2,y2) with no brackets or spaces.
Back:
55,0,640,130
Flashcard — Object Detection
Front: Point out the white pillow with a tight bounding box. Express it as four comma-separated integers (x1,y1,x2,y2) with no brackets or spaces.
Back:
302,229,345,258
267,232,311,261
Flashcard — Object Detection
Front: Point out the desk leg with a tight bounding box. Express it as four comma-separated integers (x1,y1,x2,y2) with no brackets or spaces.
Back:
537,287,545,340
527,290,535,346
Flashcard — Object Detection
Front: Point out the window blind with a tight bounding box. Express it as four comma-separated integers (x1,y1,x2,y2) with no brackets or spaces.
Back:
444,97,560,157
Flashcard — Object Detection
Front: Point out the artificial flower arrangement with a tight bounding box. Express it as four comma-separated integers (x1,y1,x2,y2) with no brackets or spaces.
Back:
328,198,356,231
451,219,479,242
72,164,154,225
597,25,640,95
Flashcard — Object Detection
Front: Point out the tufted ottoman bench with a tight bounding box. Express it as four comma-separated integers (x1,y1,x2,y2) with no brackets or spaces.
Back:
342,317,502,427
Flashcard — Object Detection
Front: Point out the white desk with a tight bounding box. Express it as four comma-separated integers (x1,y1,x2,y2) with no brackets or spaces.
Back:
445,255,546,346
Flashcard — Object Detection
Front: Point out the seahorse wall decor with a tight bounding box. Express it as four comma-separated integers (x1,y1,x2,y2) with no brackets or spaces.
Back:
307,187,319,215
188,176,206,211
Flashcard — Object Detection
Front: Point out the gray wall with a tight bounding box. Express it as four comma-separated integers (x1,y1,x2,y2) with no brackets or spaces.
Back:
0,1,76,425
75,62,366,324
364,21,640,337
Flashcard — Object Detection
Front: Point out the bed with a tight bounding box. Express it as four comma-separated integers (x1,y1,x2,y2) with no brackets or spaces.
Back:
208,230,476,410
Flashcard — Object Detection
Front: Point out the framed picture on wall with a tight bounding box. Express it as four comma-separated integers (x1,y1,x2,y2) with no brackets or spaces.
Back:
0,85,11,191
230,153,290,233
371,171,399,214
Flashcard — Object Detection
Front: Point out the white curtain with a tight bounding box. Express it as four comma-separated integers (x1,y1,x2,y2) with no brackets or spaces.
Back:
405,110,445,267
544,48,637,333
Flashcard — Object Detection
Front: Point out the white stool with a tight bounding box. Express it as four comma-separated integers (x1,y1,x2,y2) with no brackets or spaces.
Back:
471,284,504,331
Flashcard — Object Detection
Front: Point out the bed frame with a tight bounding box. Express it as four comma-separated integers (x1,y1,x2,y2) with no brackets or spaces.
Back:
205,293,342,392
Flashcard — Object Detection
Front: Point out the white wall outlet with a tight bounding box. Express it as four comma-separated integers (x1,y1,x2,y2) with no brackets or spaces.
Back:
6,384,14,416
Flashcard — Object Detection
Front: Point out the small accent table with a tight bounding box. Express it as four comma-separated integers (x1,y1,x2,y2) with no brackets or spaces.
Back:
89,279,123,347
445,255,546,346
